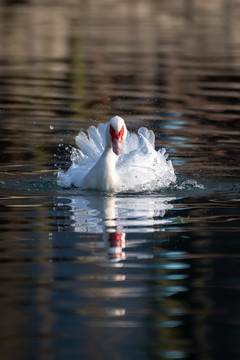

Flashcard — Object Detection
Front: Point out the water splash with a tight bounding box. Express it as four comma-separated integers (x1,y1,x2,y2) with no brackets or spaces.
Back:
174,179,205,190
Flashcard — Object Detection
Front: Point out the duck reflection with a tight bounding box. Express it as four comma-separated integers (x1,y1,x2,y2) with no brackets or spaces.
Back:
62,195,175,264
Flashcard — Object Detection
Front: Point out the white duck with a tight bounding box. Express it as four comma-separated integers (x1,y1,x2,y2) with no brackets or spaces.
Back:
58,116,176,192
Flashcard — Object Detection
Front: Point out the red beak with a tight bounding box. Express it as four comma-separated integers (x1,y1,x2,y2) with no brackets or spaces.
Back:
112,138,123,155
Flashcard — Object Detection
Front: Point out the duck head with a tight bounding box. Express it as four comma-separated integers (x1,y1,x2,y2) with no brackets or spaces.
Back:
107,116,127,155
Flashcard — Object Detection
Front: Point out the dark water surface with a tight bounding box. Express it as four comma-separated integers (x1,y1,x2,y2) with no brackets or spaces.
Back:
0,1,240,359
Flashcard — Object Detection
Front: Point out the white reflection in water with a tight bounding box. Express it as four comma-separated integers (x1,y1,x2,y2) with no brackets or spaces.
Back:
69,195,175,233
56,195,188,323
63,195,175,264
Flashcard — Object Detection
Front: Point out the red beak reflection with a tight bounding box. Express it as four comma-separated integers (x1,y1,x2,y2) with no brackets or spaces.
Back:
107,232,126,262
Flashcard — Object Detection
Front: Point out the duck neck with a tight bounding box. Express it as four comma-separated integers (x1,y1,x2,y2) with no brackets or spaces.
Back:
101,145,118,173
95,144,119,192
